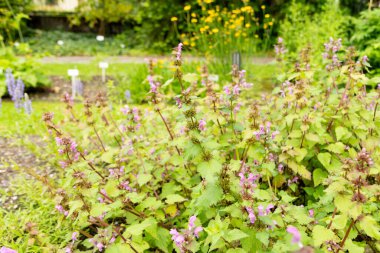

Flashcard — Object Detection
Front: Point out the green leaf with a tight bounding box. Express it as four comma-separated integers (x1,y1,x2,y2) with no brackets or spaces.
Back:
313,168,328,186
331,215,347,230
125,217,157,236
359,216,380,240
165,194,186,205
195,184,223,208
106,243,136,253
345,239,365,253
326,142,345,154
335,126,351,141
318,152,331,169
197,159,222,183
182,73,199,83
312,225,337,247
287,160,311,180
225,229,249,242
256,231,269,247
137,173,152,186
334,194,353,213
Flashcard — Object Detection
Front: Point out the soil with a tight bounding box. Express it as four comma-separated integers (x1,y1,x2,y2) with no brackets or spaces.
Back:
0,136,54,210
29,75,110,101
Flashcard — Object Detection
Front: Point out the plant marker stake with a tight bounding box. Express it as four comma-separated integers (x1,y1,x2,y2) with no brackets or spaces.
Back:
99,62,109,83
232,51,241,70
68,69,79,98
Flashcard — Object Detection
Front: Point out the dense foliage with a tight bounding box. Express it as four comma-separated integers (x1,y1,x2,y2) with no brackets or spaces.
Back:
0,48,50,96
15,40,377,252
351,8,380,75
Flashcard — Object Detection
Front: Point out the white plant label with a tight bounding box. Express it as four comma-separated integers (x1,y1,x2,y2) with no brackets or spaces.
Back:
68,69,79,98
99,62,109,83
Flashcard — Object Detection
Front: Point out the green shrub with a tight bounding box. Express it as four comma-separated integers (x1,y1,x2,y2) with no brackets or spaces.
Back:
351,8,380,74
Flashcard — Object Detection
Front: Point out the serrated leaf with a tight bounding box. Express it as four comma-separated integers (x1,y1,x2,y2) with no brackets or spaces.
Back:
125,217,156,236
313,168,328,186
359,216,380,240
225,229,249,242
137,173,152,186
318,153,331,169
335,126,351,141
165,194,186,204
195,184,223,208
256,232,269,247
312,225,336,246
326,142,345,154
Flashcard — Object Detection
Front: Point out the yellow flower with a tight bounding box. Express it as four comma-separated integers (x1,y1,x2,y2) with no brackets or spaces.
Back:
191,18,198,23
205,0,214,3
234,32,241,37
245,23,251,28
212,28,219,33
183,41,190,46
263,24,268,29
265,14,270,18
269,21,273,26
255,34,259,38
261,5,266,10
171,17,178,22
191,13,197,17
191,42,196,47
184,5,191,11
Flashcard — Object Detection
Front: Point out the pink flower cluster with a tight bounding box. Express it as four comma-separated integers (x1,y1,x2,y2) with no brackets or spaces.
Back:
65,232,78,253
274,37,286,61
322,38,342,71
55,204,69,216
56,137,80,168
253,122,279,141
239,163,260,200
147,75,159,94
170,215,203,253
245,204,275,224
176,43,183,61
198,119,207,131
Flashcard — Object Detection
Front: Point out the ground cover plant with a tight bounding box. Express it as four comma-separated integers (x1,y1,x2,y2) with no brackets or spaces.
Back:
1,39,377,252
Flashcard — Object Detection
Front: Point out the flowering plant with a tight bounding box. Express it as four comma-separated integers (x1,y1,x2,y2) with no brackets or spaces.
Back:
39,40,379,252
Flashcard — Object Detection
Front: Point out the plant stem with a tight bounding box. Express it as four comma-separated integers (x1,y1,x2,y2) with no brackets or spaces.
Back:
327,207,337,229
93,125,106,152
336,219,355,252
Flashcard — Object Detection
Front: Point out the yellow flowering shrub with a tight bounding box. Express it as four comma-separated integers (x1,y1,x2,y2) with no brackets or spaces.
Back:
178,0,274,60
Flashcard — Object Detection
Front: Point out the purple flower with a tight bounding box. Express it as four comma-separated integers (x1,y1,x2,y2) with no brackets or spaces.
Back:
233,85,240,95
309,209,314,217
194,226,203,238
199,119,206,131
362,55,368,64
0,247,17,253
121,105,130,115
286,226,301,244
245,207,256,224
266,204,275,215
188,215,196,230
125,90,131,100
176,43,183,61
71,232,78,241
224,85,231,95
258,205,265,216
96,242,104,252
